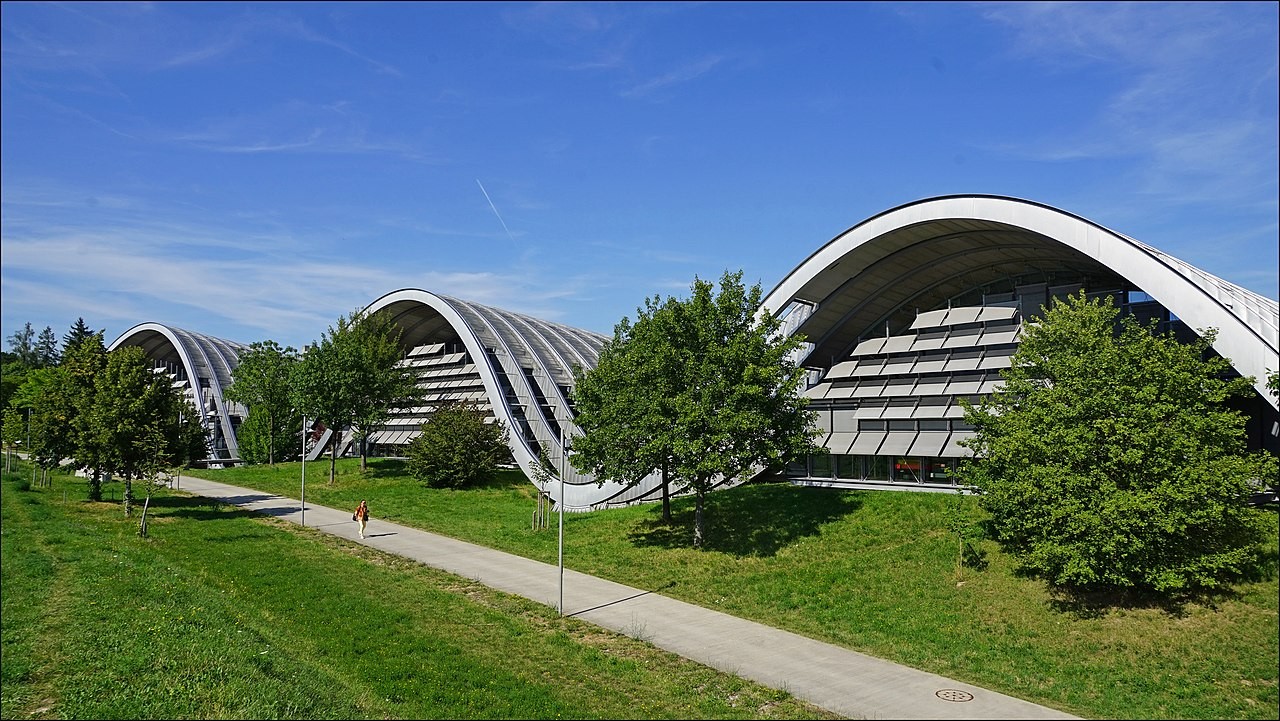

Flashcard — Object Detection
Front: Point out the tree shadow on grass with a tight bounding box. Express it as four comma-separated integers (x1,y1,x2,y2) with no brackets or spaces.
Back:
142,493,293,522
1045,583,1247,619
1027,548,1276,619
627,481,863,557
357,458,410,480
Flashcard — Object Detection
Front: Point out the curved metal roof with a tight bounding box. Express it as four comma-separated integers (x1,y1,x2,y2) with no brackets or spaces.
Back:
363,289,671,510
763,195,1279,408
109,323,251,459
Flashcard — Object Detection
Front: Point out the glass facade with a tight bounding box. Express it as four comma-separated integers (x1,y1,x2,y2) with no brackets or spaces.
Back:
794,454,960,486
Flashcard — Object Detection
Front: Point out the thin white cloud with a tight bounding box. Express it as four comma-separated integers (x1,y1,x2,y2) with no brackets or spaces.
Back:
976,2,1278,210
164,102,437,162
621,55,724,99
284,18,403,78
0,184,593,344
161,34,245,68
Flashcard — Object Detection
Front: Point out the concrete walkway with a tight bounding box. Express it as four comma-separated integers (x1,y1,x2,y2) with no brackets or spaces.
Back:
173,475,1079,720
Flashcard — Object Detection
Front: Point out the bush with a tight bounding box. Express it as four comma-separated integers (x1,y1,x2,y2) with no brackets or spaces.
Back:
405,400,510,489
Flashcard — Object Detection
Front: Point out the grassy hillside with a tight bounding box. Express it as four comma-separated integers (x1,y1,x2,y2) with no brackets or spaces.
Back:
0,462,836,720
181,458,1280,720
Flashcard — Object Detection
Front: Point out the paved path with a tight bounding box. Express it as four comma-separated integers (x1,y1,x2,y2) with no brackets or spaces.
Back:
173,475,1079,720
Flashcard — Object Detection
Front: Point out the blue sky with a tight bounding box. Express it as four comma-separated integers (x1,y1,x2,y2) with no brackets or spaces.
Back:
3,1,1277,351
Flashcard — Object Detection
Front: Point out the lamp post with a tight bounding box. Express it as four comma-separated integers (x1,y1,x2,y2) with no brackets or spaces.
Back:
27,408,34,486
558,425,566,616
301,414,307,527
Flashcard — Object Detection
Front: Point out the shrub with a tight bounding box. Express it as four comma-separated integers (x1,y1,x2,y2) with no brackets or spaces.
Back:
406,400,510,489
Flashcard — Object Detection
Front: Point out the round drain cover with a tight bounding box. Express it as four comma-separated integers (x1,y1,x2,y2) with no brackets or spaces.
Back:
936,689,975,703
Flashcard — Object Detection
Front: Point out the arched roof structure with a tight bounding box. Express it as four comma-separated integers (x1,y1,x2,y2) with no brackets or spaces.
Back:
363,289,674,510
102,195,1277,496
109,323,249,462
763,195,1279,408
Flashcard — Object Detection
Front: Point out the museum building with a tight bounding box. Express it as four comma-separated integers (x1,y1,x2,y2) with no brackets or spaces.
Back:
110,195,1280,509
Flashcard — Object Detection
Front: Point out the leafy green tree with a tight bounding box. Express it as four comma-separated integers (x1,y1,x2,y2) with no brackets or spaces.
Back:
224,340,300,466
346,310,421,471
292,308,420,483
572,295,682,521
233,409,275,465
1,351,29,423
22,367,73,486
529,446,555,530
62,332,110,500
7,322,37,367
406,400,509,489
134,403,205,537
90,346,198,516
572,270,819,548
2,406,24,472
960,291,1277,595
942,494,986,581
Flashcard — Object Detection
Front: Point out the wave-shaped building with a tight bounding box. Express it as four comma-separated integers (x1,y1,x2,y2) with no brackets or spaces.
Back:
110,195,1279,506
764,195,1278,491
108,323,250,463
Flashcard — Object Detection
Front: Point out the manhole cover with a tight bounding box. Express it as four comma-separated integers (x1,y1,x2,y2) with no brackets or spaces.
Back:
936,689,975,703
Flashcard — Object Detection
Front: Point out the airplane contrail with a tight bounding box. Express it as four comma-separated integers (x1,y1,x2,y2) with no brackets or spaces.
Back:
476,179,516,242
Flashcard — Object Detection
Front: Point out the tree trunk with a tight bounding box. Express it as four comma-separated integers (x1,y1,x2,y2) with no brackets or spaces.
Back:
139,495,151,538
89,468,102,502
661,461,671,523
693,488,705,549
329,439,337,485
268,416,275,467
360,436,368,472
123,476,134,516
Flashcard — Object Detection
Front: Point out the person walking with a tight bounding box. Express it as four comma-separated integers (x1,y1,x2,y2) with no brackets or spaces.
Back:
353,499,370,539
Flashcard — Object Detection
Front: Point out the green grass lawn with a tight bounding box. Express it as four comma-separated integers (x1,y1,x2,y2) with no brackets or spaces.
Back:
0,462,836,720
8,456,1278,719
178,457,1279,720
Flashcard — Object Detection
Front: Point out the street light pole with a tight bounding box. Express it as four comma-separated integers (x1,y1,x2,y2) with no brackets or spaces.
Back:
28,408,34,486
301,414,307,527
558,425,565,616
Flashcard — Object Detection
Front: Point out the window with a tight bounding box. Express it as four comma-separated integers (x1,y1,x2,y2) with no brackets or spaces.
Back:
865,455,891,480
894,457,923,483
809,452,834,479
925,458,955,483
836,455,858,479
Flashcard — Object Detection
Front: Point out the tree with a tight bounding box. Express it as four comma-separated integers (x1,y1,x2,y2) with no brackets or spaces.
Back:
345,310,421,471
571,270,819,548
292,308,420,483
224,340,299,466
571,295,683,522
21,367,72,487
90,346,197,516
960,291,1277,595
61,318,98,361
35,326,60,367
7,322,37,367
135,399,205,537
406,400,509,489
528,446,555,530
1,352,29,422
233,410,277,466
2,407,24,472
62,332,110,500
